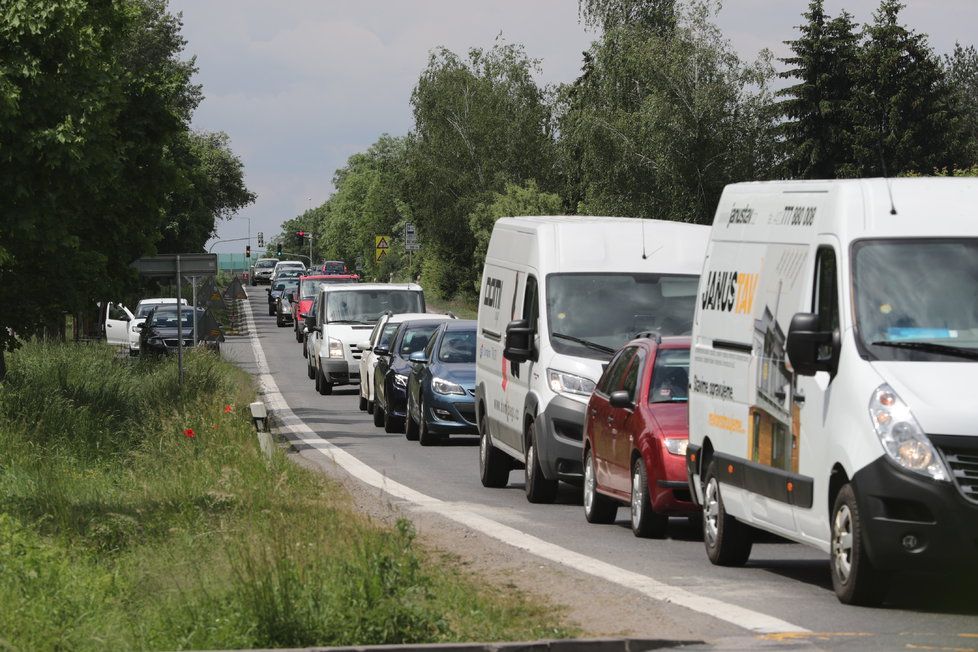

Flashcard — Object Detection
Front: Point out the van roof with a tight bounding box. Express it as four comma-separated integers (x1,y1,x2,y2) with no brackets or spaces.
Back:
320,283,421,294
718,177,978,240
489,215,709,275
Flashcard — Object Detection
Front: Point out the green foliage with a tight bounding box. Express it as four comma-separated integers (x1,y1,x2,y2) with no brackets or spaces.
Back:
467,180,562,292
578,0,677,34
944,43,978,167
558,1,779,224
0,343,577,650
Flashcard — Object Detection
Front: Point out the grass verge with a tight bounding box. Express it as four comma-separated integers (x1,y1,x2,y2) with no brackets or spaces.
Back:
426,294,479,320
0,342,576,650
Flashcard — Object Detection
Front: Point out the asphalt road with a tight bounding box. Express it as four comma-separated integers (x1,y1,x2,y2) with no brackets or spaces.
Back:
228,290,978,650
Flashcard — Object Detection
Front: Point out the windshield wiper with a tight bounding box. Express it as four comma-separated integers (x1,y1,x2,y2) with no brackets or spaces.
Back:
552,332,616,355
871,340,978,361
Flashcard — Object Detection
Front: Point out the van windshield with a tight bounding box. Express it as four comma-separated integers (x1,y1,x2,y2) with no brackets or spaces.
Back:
325,290,424,324
853,239,978,362
546,273,699,357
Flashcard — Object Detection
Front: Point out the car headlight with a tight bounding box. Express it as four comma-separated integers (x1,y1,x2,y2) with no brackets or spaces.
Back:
664,438,688,456
869,384,948,481
547,368,596,398
328,337,344,359
432,377,465,395
393,373,408,389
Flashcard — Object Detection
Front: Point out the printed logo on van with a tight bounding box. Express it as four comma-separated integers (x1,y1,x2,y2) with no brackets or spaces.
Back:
483,277,503,309
700,271,758,315
768,205,817,227
727,205,753,227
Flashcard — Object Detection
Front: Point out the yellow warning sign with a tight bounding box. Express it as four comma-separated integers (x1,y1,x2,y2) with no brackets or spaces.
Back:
375,234,391,262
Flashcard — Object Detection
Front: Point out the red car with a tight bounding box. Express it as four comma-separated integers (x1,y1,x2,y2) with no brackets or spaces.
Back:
291,274,360,343
582,335,697,538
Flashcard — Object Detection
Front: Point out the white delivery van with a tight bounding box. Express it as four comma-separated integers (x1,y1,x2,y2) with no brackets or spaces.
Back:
686,178,978,606
475,216,709,503
306,283,425,395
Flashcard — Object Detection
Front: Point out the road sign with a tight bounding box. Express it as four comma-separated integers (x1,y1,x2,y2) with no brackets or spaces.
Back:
131,254,218,278
375,234,391,262
404,223,419,251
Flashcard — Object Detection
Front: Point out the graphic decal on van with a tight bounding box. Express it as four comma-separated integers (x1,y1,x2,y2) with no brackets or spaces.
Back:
483,277,503,309
727,205,754,227
699,271,758,315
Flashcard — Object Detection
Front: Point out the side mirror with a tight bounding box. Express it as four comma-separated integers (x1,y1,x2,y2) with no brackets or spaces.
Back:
358,340,372,352
786,312,839,376
304,314,316,329
373,346,391,357
136,323,147,330
409,350,427,364
609,390,634,410
503,319,533,363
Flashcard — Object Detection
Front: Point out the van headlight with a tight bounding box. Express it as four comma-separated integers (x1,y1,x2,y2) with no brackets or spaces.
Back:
328,337,344,359
432,377,465,395
868,384,948,481
547,369,596,398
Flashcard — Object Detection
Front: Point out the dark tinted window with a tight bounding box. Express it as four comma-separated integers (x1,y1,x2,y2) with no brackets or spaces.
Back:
649,348,690,403
597,348,635,394
398,324,439,356
438,329,477,363
621,348,647,401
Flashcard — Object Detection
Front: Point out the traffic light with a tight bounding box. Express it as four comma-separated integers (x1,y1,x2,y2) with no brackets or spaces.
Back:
276,242,282,257
257,231,264,247
295,231,305,246
245,245,251,258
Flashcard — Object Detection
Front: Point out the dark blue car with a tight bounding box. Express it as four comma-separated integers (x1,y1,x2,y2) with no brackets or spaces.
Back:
405,320,477,445
373,318,447,434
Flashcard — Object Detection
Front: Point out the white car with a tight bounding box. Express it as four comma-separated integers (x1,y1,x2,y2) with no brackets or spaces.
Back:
358,312,448,413
271,260,306,281
307,283,425,395
104,298,188,355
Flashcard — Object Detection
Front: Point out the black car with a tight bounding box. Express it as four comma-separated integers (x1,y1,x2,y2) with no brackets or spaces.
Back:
138,305,209,355
275,289,296,327
267,279,299,316
372,319,445,434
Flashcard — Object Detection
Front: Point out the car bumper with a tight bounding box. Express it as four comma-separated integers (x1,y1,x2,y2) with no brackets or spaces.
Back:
537,394,587,483
385,383,408,418
424,392,478,435
650,447,697,514
854,455,978,571
320,357,360,386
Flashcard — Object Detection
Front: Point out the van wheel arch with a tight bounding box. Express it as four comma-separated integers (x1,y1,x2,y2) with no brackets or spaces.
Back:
828,463,850,517
699,439,715,481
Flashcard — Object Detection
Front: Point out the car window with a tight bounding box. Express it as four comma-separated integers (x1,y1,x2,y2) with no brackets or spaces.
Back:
621,348,647,401
398,324,439,357
424,328,440,360
108,305,128,320
377,323,399,350
649,348,690,403
596,348,635,394
438,329,477,363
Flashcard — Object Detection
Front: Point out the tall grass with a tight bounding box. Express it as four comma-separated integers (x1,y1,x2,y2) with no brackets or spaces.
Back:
0,343,574,650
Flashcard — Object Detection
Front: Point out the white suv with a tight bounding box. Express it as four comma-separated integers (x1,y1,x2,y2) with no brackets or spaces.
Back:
307,283,424,395
357,312,443,413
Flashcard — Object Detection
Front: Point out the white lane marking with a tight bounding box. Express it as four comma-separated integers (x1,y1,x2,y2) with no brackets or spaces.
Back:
240,298,808,635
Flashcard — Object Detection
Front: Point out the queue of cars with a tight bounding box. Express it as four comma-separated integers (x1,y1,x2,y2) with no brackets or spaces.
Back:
268,177,978,608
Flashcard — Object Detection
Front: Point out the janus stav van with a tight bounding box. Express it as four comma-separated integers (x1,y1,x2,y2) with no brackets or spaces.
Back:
475,216,709,503
686,178,978,605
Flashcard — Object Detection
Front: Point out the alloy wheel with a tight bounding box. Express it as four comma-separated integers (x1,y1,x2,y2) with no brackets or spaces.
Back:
833,504,854,583
704,476,720,548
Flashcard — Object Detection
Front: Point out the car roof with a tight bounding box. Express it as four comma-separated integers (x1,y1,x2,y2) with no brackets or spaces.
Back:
136,298,186,305
443,319,477,331
625,335,691,350
321,282,422,293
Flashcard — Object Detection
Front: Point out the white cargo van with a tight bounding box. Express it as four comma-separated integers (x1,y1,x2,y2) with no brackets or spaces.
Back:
686,178,978,606
306,283,425,395
475,216,709,503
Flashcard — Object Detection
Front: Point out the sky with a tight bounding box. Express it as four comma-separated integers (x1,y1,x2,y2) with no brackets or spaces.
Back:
174,1,978,254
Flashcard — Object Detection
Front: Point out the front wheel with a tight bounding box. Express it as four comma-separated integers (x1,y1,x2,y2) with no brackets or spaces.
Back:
358,395,368,412
479,415,510,488
373,403,385,428
703,461,752,566
524,421,558,504
418,399,439,446
583,448,617,524
831,484,889,606
631,457,668,538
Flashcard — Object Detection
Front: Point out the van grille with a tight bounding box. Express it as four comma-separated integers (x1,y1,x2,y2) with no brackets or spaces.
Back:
943,448,978,504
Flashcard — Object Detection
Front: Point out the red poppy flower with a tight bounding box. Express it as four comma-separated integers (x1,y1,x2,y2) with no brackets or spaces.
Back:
183,428,196,438
224,404,233,414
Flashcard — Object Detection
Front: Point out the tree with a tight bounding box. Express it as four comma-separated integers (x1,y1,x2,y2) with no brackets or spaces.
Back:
944,43,978,167
558,1,779,224
403,42,557,298
778,1,860,178
847,0,962,176
466,180,562,291
157,131,256,253
578,0,677,34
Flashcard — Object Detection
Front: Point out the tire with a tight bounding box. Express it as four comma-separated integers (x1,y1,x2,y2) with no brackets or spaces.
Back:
295,327,303,343
385,404,404,434
373,403,385,428
275,314,283,327
524,420,558,504
359,395,368,411
307,355,315,380
702,461,753,566
631,457,668,538
302,338,308,358
367,400,374,415
418,398,439,446
583,448,617,524
831,484,889,606
479,414,510,488
268,305,275,317
316,366,331,396
406,397,420,440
